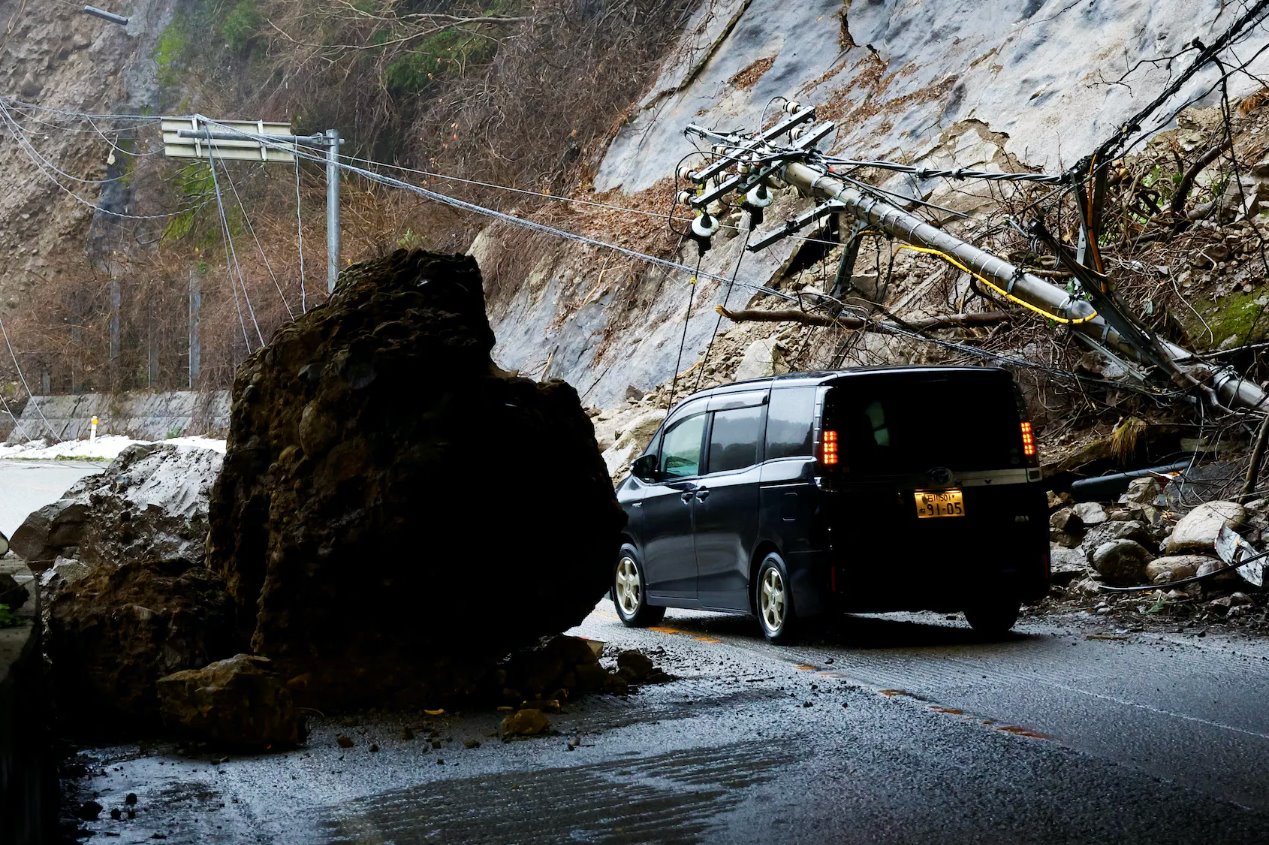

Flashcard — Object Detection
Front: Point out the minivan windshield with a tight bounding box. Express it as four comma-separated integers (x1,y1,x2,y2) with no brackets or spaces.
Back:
823,371,1024,474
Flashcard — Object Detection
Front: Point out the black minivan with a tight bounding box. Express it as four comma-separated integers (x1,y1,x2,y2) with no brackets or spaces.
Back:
612,367,1050,642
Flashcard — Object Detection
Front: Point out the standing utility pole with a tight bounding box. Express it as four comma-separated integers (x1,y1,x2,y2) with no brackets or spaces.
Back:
679,104,1269,415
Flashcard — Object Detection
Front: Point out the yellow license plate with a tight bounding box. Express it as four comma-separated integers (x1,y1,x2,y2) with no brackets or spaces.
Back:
914,489,965,518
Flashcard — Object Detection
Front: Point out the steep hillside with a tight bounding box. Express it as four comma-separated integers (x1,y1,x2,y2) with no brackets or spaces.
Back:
481,0,1269,408
4,0,1269,453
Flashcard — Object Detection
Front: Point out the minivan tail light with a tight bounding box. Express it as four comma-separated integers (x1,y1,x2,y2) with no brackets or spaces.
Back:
1020,421,1037,463
820,429,840,466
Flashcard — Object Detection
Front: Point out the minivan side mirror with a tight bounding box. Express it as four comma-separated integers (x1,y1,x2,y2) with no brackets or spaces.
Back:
631,454,659,482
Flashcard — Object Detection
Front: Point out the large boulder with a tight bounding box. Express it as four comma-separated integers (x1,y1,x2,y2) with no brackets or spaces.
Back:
9,499,88,571
206,250,624,707
45,557,237,734
1164,501,1246,554
9,443,222,573
157,654,303,750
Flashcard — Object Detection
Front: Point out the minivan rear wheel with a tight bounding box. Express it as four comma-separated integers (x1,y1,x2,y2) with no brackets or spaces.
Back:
755,553,797,644
963,593,1021,638
613,547,665,628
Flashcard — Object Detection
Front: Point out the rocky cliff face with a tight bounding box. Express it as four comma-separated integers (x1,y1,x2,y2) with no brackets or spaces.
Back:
0,0,176,313
481,0,1269,406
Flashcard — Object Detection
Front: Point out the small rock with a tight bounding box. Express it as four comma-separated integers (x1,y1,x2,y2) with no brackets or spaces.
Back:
1081,520,1151,558
1090,540,1154,586
1197,559,1243,590
1145,555,1210,585
1049,508,1084,536
369,743,379,753
501,708,551,739
1072,502,1109,526
110,808,122,820
125,793,137,806
77,800,103,821
1229,592,1253,608
463,739,481,749
1120,477,1165,507
336,735,354,748
616,650,655,682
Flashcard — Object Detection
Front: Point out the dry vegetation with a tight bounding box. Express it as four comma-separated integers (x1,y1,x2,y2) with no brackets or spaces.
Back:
0,0,696,402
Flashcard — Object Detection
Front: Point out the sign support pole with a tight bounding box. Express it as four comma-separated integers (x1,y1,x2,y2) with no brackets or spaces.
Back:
326,129,341,293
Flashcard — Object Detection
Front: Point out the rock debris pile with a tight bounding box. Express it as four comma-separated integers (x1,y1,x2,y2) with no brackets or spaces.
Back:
1048,472,1267,630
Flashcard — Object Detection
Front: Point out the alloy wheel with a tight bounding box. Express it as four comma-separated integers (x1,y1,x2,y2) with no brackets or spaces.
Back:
760,566,786,633
615,555,642,617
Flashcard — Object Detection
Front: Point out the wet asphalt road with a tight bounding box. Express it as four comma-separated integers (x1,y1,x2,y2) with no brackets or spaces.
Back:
64,601,1269,844
0,459,103,537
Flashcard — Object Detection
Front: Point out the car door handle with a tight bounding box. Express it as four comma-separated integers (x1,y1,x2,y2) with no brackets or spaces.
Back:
695,488,710,501
681,491,695,503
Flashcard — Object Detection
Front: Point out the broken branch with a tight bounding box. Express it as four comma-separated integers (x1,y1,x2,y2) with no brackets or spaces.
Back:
1171,138,1232,222
716,306,1011,331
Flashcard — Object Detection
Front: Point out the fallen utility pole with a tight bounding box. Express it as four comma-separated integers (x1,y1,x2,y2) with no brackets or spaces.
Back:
679,105,1269,415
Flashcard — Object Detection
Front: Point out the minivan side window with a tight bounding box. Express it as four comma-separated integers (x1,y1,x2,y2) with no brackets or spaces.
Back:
765,386,816,459
659,414,707,478
708,406,765,473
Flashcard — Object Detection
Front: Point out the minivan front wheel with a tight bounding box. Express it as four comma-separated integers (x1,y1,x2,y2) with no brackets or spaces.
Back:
613,547,665,628
755,553,797,644
963,593,1021,638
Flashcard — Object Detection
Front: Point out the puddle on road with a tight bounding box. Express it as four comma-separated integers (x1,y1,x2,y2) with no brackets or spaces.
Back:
314,741,800,844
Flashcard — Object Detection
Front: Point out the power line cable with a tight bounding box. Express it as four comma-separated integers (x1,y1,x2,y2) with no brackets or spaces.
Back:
0,389,33,443
295,156,308,312
195,115,800,303
205,150,264,348
668,252,705,410
220,163,295,319
0,96,163,123
695,224,754,392
0,316,60,441
1073,0,1269,178
0,99,211,221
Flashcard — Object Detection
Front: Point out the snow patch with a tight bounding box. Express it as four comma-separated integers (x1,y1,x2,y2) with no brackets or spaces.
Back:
0,435,226,462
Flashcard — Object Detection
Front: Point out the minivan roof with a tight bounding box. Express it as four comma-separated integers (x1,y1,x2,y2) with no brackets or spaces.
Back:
701,365,1009,395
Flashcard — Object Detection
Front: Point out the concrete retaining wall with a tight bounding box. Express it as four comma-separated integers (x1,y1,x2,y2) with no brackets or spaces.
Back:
5,390,230,444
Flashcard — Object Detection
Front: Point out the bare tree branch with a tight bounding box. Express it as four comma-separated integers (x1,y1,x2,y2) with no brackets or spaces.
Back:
717,305,1012,331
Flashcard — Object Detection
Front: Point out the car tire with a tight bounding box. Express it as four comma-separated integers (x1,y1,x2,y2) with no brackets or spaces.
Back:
755,552,798,644
963,593,1021,638
612,546,665,628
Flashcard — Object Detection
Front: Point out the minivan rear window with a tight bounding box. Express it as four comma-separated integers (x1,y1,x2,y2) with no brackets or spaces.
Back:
824,374,1023,473
765,386,816,459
